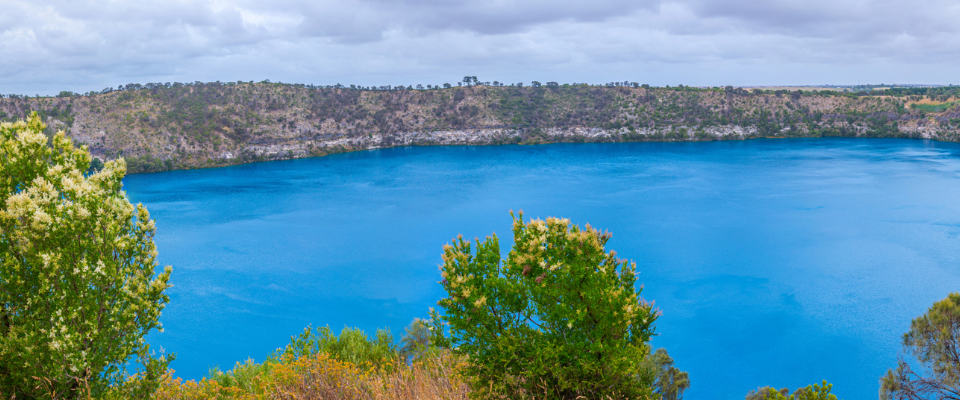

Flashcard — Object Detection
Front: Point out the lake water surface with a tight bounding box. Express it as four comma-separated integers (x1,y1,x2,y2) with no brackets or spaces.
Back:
125,139,960,399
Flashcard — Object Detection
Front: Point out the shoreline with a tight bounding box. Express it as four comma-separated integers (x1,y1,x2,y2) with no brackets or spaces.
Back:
123,133,953,175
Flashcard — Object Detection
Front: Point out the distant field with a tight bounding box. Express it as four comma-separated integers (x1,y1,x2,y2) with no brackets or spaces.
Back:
747,86,845,92
910,100,958,112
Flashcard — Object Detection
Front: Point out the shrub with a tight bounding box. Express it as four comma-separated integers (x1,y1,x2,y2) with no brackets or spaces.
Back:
154,323,468,400
429,211,659,399
0,112,173,398
274,325,397,371
745,381,838,400
881,293,960,400
746,386,791,400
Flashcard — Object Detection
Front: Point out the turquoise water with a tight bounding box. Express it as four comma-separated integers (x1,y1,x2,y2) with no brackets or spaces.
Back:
124,139,960,399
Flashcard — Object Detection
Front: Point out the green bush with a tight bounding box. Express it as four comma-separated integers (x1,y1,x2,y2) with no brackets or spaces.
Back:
200,320,436,395
274,325,398,369
0,113,173,398
429,211,659,399
206,358,272,394
745,381,838,400
747,387,791,400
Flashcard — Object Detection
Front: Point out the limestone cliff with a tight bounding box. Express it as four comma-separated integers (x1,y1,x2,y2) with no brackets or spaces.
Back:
2,83,957,173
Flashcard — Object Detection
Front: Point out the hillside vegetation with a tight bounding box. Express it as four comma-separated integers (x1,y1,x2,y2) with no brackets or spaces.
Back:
3,82,959,173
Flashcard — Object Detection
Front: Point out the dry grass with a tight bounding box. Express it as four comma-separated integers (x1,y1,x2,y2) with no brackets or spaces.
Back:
153,350,469,400
905,96,958,105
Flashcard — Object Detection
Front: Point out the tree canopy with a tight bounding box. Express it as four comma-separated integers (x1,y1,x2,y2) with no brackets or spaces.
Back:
881,293,960,400
429,211,658,399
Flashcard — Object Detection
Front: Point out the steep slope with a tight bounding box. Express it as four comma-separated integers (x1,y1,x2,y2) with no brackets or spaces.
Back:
2,82,958,173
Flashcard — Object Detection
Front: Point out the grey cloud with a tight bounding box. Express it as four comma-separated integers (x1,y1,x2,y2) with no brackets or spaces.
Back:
3,0,960,95
682,0,960,42
293,0,659,42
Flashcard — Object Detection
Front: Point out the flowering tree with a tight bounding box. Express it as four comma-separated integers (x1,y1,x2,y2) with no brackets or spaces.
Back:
0,113,173,398
429,211,658,399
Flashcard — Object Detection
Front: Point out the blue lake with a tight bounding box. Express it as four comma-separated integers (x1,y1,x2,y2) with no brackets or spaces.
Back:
124,139,960,399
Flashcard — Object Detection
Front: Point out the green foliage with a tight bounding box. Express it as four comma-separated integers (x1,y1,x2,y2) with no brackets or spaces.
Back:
747,387,791,400
201,321,433,394
643,348,690,400
909,101,957,113
124,154,172,174
881,293,960,400
429,211,659,399
205,357,274,393
36,104,75,129
745,381,838,400
493,85,618,129
86,157,104,175
273,325,398,369
0,112,173,398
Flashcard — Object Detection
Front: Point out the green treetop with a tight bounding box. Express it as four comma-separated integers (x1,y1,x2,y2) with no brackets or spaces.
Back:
429,211,659,399
746,380,839,400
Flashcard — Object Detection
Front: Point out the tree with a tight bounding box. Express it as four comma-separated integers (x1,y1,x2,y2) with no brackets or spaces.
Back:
643,348,690,400
0,113,173,398
399,318,431,359
881,293,960,400
429,211,659,399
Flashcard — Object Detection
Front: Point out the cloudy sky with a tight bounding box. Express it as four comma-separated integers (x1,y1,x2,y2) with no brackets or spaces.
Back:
4,0,960,95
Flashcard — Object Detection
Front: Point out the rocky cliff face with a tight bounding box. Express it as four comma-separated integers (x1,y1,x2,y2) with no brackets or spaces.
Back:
2,83,958,173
